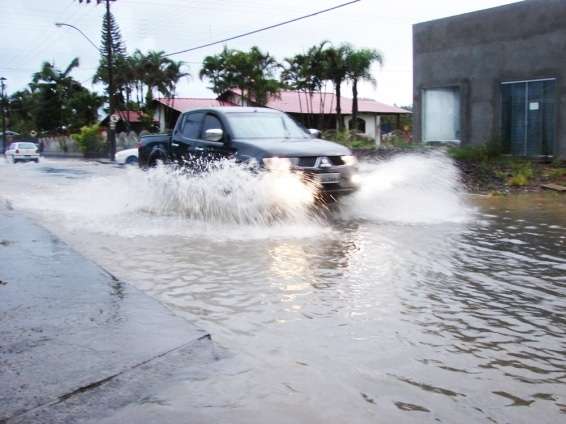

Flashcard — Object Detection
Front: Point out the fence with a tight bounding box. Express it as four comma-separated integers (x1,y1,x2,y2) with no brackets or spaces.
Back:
39,131,140,157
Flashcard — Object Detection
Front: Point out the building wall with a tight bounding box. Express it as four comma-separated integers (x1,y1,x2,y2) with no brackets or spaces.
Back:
345,113,381,145
413,0,566,158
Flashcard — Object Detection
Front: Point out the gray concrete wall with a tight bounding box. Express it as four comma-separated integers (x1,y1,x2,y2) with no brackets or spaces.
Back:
413,0,566,158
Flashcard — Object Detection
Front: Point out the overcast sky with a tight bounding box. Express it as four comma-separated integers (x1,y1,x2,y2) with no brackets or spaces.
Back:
0,0,522,106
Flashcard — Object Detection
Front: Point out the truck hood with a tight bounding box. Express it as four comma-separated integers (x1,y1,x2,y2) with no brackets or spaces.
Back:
233,137,352,157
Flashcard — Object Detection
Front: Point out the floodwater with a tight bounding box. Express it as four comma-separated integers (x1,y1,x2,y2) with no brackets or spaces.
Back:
1,155,565,423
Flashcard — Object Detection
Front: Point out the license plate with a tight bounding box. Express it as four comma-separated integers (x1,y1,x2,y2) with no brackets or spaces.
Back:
315,173,341,184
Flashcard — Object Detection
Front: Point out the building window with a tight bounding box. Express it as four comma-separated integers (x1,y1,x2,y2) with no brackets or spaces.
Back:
422,87,461,143
501,79,556,156
348,117,366,133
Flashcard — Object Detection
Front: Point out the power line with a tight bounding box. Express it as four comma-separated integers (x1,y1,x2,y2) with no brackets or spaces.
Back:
163,0,362,57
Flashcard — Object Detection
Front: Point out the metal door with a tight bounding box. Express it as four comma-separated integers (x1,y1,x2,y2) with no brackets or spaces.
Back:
501,79,556,156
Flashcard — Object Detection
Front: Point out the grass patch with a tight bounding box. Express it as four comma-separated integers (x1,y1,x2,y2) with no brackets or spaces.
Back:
492,159,535,187
545,167,566,179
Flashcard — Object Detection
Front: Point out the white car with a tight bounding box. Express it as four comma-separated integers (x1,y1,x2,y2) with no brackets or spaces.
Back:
5,142,40,163
115,148,138,165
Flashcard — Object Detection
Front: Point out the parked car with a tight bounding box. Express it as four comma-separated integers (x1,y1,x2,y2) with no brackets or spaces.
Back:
138,107,360,198
4,141,40,163
115,148,138,165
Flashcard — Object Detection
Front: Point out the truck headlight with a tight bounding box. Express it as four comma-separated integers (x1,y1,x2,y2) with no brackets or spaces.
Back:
263,157,293,171
350,174,362,185
341,155,357,166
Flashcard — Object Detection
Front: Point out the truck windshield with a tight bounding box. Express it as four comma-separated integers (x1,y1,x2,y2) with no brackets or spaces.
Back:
226,112,310,139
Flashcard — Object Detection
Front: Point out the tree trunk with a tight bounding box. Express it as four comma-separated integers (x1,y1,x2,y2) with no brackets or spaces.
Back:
318,90,325,130
125,86,131,132
335,80,343,132
351,78,359,132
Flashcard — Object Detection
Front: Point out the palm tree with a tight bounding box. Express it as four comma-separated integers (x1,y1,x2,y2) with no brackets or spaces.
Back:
31,57,79,88
322,43,352,131
200,46,281,106
246,46,281,106
141,50,170,103
346,48,383,132
281,41,328,127
31,58,81,132
200,47,231,96
163,59,189,100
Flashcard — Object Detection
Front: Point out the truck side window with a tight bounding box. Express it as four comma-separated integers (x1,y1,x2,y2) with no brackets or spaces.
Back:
182,112,204,138
201,114,223,138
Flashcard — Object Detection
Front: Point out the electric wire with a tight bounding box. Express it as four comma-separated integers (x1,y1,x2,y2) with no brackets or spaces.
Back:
162,0,361,57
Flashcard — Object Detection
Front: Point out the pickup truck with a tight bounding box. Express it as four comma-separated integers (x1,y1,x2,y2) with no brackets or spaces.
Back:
138,107,360,198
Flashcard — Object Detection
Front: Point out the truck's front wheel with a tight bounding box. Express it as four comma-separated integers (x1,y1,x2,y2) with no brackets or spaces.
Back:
147,150,169,168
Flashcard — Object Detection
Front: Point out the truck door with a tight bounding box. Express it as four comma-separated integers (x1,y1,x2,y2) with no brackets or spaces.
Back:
192,113,233,163
171,111,205,164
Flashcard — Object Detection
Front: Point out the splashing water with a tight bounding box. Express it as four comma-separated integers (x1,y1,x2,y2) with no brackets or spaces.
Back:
341,152,472,224
9,159,326,239
4,153,472,240
138,161,321,224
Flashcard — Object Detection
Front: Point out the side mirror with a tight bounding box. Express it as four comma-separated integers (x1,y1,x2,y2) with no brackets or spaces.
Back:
204,128,223,142
308,128,321,138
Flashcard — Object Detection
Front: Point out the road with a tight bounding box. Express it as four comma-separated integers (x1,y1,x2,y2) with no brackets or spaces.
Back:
1,156,565,423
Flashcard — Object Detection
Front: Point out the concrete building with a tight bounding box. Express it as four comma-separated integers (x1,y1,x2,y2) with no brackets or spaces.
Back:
413,0,566,158
153,90,410,144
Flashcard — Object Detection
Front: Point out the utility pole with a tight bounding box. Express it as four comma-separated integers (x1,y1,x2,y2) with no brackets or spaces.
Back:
105,0,116,161
1,77,6,154
79,0,116,161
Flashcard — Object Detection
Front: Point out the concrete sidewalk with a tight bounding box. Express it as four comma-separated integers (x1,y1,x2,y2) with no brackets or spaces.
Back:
0,203,217,423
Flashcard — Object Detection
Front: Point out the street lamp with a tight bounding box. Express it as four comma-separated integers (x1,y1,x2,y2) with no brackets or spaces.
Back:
54,19,116,161
1,77,7,154
54,23,100,52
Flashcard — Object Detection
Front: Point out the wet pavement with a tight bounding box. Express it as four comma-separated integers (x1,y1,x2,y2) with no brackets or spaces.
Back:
0,157,565,423
0,203,214,423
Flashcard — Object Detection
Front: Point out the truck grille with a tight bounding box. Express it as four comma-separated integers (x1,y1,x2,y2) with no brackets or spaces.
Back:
297,156,344,168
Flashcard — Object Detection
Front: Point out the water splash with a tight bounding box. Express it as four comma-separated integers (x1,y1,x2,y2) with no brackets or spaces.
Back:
340,152,472,224
4,153,472,240
139,161,319,225
10,159,327,240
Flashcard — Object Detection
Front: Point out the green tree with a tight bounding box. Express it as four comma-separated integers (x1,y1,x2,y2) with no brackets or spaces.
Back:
7,89,37,134
93,8,126,108
322,43,352,131
346,48,383,131
28,58,101,133
199,47,232,96
200,46,281,106
282,41,329,127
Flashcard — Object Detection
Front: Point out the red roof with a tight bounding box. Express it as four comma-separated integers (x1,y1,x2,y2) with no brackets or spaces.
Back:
115,111,145,123
265,91,411,115
155,98,236,112
156,91,410,115
101,111,151,123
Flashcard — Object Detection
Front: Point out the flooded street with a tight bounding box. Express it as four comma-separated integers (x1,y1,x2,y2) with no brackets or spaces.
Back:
1,155,565,423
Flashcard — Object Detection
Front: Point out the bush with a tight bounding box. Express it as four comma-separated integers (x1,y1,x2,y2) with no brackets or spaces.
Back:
447,138,503,162
507,160,534,186
72,124,106,155
509,174,529,187
322,129,376,150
